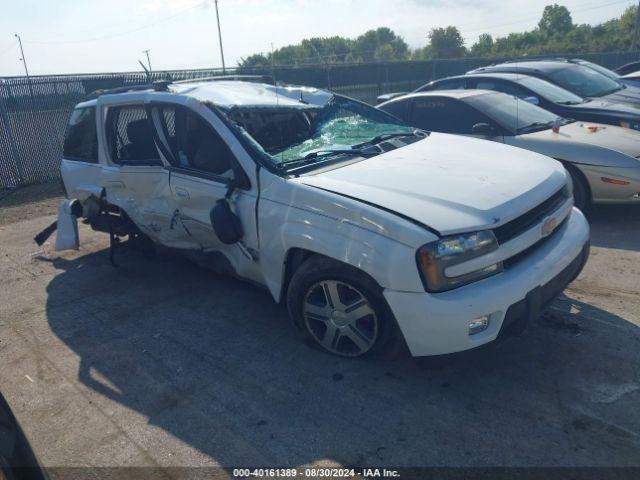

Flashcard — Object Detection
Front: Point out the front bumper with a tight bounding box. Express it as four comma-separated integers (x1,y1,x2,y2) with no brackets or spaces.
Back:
383,207,590,357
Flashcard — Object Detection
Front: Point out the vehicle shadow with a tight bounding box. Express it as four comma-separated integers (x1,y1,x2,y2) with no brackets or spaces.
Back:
585,204,640,252
44,247,640,469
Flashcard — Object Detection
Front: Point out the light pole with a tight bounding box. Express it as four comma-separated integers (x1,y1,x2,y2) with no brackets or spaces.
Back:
142,49,152,72
309,43,331,90
14,34,34,99
214,0,226,74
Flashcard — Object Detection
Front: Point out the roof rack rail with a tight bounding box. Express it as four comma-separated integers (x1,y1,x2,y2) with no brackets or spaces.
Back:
88,80,170,99
86,75,276,100
502,57,569,64
173,74,275,85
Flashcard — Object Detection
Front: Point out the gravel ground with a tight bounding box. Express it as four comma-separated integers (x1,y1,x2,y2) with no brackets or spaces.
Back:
0,193,638,477
0,182,64,226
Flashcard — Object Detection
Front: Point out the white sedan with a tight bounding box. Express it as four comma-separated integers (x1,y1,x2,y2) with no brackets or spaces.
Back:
379,89,640,209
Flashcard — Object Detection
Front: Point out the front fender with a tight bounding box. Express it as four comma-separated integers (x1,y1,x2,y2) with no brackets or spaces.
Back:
258,198,427,302
506,136,639,168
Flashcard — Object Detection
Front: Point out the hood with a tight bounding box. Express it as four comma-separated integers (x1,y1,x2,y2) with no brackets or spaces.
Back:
619,78,640,88
512,122,640,167
596,87,640,107
296,133,567,235
570,98,640,117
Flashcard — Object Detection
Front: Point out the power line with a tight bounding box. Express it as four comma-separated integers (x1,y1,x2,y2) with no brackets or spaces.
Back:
23,1,207,45
0,42,17,58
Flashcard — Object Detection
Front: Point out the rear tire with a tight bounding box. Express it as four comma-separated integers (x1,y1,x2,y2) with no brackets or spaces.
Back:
286,256,406,359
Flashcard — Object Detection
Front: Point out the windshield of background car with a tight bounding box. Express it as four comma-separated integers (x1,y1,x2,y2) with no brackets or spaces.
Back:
225,96,413,165
466,92,561,134
578,61,620,80
548,65,622,97
516,76,585,104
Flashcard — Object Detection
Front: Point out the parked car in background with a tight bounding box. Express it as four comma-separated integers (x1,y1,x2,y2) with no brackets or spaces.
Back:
619,70,640,85
615,60,640,76
467,60,640,106
566,58,640,88
55,79,589,358
379,90,640,210
413,73,640,131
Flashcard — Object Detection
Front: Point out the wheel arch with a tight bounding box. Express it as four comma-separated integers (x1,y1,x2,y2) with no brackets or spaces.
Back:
555,158,592,203
279,247,317,303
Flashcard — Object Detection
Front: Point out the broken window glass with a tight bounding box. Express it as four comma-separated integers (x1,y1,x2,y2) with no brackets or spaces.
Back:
223,96,413,166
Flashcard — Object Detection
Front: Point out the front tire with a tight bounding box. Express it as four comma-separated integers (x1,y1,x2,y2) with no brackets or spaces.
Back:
286,256,405,359
566,165,590,211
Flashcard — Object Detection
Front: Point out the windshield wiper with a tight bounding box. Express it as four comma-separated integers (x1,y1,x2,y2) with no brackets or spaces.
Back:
517,120,555,133
361,130,422,147
302,148,369,160
277,148,377,173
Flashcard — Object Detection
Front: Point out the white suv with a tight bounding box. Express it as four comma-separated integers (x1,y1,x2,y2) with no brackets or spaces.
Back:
56,78,590,358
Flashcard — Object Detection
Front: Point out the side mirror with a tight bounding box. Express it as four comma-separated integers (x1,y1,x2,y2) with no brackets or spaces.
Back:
471,122,495,137
523,96,540,105
210,199,243,244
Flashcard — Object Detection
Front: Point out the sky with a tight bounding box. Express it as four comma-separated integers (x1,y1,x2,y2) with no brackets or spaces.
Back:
0,0,635,77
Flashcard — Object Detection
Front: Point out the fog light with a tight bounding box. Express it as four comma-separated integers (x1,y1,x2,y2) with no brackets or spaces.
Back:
468,315,490,335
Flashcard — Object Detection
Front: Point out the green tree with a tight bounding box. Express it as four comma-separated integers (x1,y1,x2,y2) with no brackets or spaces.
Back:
353,27,409,62
238,54,271,68
538,4,573,37
237,27,409,68
469,33,494,57
428,26,466,58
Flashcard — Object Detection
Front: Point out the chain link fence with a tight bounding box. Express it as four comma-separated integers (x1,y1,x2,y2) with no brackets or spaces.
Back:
1,50,639,189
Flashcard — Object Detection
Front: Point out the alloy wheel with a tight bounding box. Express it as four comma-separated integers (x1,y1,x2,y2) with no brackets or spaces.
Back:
302,280,378,357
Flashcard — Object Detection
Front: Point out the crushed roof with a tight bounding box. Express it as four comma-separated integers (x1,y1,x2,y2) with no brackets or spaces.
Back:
169,81,333,108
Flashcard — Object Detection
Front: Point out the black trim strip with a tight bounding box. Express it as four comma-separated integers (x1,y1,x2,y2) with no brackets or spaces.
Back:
168,166,232,186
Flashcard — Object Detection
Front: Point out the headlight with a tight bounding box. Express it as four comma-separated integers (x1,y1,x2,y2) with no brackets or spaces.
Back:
416,230,502,292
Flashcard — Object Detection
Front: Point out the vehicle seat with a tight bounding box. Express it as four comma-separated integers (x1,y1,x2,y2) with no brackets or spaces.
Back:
121,119,158,160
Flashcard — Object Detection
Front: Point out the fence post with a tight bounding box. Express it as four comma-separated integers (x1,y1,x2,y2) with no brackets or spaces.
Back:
0,83,24,186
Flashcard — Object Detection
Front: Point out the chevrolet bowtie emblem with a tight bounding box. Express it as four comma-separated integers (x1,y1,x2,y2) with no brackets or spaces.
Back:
541,217,558,237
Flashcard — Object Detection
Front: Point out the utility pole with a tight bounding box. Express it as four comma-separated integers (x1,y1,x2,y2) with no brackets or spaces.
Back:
142,49,152,72
214,0,226,74
309,43,331,90
631,0,640,52
14,33,34,99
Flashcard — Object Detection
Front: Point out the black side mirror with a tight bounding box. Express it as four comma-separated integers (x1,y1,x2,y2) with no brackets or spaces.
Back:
210,199,243,244
472,122,495,137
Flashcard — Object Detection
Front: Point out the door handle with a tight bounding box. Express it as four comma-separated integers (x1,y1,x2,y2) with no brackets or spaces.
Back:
104,180,125,189
175,187,190,199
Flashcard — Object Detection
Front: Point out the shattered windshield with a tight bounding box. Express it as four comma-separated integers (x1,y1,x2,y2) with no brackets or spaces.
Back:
224,96,415,168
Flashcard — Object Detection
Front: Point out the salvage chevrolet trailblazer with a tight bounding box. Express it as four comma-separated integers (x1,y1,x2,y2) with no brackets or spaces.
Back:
54,77,590,358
